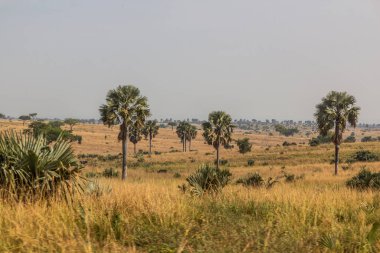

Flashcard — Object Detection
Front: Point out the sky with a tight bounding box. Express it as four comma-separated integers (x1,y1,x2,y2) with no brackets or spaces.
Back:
1,0,380,123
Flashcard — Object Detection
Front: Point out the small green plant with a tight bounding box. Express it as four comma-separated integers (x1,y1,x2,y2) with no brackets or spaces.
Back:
349,150,379,162
236,173,264,187
236,138,252,154
247,159,255,166
173,172,181,178
185,164,232,196
102,168,119,178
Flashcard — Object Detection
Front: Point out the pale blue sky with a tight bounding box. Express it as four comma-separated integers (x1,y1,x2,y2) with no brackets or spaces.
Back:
1,0,380,122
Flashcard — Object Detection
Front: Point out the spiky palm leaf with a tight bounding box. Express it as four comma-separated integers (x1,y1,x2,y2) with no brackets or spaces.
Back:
0,130,84,201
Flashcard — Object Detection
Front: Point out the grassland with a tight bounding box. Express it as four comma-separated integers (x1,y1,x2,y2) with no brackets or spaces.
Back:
1,120,380,252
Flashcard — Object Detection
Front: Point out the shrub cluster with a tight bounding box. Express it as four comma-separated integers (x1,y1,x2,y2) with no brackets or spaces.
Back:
346,169,380,190
348,150,379,163
275,125,299,137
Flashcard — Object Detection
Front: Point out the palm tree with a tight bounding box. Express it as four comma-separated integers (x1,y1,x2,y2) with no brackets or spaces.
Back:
129,122,142,155
202,111,235,168
187,125,197,151
315,91,360,175
142,120,159,155
99,85,150,180
176,121,190,152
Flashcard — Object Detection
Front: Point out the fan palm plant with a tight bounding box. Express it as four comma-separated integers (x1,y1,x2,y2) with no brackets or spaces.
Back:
99,85,150,180
0,130,83,201
202,111,235,169
176,121,191,152
129,123,142,155
142,120,159,155
186,125,197,151
315,91,360,175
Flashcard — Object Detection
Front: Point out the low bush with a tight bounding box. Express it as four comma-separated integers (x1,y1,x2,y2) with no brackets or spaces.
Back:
349,150,379,162
102,168,119,178
247,159,255,166
236,173,264,187
184,164,232,196
236,138,252,154
346,168,380,190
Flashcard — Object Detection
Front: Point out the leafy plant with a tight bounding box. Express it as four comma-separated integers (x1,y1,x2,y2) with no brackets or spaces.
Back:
185,164,232,196
236,173,264,187
350,150,379,162
236,138,252,154
0,130,84,201
346,168,380,190
247,159,255,166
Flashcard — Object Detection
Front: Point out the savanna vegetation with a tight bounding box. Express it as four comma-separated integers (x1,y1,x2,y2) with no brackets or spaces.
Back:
2,88,380,252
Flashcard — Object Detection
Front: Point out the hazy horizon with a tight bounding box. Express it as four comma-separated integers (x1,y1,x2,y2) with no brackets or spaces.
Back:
1,1,380,123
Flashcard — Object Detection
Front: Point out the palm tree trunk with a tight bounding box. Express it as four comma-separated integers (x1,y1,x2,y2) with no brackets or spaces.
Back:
189,139,191,152
216,145,220,169
334,119,340,175
121,128,129,180
149,135,152,155
134,143,137,155
335,144,339,175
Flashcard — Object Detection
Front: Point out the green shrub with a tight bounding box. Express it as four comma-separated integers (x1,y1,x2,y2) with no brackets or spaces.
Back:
361,136,377,142
344,135,356,143
247,159,255,166
274,125,299,136
236,173,263,187
350,150,379,162
0,130,84,201
346,168,380,190
283,141,297,147
185,164,232,196
214,159,228,166
173,172,181,178
102,168,119,178
309,133,333,146
236,138,252,154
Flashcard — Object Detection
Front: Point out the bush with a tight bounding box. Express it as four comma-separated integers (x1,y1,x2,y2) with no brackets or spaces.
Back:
344,135,356,143
275,125,299,136
236,173,264,187
236,138,252,154
102,168,119,178
214,159,228,166
346,168,380,190
361,136,378,142
309,133,333,146
247,159,255,166
283,141,297,147
0,130,84,201
350,150,379,162
173,172,181,178
185,164,232,196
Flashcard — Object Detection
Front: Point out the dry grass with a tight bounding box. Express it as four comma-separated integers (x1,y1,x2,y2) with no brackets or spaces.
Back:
1,119,380,252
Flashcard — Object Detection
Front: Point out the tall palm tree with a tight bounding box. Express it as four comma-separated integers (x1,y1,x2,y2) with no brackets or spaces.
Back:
315,91,360,175
187,125,197,151
176,121,190,152
129,122,142,155
202,111,235,168
142,120,159,155
99,85,150,180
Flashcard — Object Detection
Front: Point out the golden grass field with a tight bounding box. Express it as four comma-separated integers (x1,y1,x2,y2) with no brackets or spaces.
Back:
1,120,380,252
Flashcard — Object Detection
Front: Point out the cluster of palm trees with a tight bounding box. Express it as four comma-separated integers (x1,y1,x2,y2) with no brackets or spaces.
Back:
100,85,360,180
176,121,198,152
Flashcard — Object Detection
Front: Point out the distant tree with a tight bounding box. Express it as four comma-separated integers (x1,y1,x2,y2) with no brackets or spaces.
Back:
202,111,235,168
64,118,80,131
187,125,197,151
29,113,37,121
0,113,5,119
99,85,150,180
142,120,159,155
236,138,252,154
168,121,177,131
26,120,82,144
274,125,299,137
19,115,31,125
129,123,142,155
315,91,360,175
176,121,190,152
